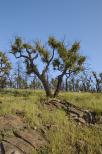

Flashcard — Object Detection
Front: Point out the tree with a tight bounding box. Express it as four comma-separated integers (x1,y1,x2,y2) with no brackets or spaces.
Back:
12,61,29,89
92,72,102,92
0,51,11,88
30,76,42,89
14,61,24,89
11,37,86,97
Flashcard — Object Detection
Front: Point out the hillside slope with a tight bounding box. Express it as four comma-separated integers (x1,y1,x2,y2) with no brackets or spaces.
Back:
0,90,102,154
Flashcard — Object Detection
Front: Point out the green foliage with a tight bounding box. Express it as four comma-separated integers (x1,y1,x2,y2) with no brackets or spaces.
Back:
35,41,50,63
0,51,11,88
48,37,86,74
0,51,11,75
11,36,86,97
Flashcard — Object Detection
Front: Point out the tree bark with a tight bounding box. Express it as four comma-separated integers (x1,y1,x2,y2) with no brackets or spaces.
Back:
65,77,68,91
43,82,52,97
54,75,63,97
40,75,52,97
54,68,67,97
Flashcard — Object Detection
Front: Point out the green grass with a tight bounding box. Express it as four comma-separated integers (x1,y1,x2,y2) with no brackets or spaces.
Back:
0,89,102,154
59,92,102,114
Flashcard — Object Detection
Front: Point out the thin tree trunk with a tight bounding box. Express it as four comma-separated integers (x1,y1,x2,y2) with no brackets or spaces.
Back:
65,77,68,91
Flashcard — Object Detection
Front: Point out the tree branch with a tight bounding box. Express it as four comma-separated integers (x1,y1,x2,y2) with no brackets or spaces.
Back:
42,48,55,75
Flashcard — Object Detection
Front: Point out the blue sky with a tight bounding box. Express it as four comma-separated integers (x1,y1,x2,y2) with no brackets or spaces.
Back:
0,0,102,72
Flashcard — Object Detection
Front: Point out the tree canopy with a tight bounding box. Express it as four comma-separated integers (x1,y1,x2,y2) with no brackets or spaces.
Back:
11,36,86,97
0,51,11,88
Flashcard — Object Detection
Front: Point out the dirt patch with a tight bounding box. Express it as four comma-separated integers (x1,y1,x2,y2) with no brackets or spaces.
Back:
0,114,26,131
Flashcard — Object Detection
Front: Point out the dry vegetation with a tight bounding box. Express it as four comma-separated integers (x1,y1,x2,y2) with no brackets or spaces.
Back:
0,89,102,154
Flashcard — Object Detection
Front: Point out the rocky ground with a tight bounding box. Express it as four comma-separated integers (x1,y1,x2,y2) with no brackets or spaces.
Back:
42,99,102,124
0,99,102,154
0,114,47,154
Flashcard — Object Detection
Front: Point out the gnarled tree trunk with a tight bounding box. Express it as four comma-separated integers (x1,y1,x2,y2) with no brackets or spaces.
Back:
54,75,63,97
40,75,52,97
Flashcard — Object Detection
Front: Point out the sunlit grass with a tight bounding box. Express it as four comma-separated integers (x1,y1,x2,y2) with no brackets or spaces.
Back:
0,89,102,153
59,92,102,114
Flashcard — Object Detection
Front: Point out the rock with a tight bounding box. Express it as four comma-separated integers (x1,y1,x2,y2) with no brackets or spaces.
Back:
13,129,47,149
0,142,5,154
0,115,26,131
10,151,21,154
0,141,22,154
83,111,96,124
0,114,47,154
43,99,97,124
0,129,47,154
